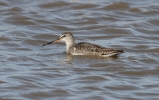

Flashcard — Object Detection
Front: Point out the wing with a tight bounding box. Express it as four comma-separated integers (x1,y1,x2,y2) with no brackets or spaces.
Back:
73,42,123,56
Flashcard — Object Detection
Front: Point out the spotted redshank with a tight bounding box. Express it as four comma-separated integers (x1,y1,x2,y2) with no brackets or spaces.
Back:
42,32,124,57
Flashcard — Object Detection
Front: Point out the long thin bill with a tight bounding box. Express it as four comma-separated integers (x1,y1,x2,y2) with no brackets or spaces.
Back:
42,38,60,47
42,40,54,47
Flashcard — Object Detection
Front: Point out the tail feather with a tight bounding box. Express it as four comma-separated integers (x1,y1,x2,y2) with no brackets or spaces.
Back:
117,50,124,53
101,49,124,57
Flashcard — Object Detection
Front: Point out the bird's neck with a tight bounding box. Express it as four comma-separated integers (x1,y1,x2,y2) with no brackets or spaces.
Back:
65,39,76,53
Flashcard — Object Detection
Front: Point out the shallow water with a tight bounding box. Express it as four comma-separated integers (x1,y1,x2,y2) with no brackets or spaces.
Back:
0,0,159,100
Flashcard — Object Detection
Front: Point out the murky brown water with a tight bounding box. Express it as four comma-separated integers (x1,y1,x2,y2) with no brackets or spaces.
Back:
0,0,159,100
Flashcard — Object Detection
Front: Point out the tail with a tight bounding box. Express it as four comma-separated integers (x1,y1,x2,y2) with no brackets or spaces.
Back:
101,49,124,57
117,50,124,54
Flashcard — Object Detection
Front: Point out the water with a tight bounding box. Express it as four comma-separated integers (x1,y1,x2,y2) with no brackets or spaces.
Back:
0,0,159,100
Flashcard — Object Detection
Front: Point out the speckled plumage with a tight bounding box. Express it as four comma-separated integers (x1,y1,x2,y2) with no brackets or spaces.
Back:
68,42,123,57
43,32,124,57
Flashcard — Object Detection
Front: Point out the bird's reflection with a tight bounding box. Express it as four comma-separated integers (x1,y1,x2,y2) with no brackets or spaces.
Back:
52,51,120,64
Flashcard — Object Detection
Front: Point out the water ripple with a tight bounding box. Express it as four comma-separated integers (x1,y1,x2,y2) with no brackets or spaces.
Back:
0,0,159,100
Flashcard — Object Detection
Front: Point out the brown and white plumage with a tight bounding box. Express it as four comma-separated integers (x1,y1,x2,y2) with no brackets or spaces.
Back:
42,32,124,57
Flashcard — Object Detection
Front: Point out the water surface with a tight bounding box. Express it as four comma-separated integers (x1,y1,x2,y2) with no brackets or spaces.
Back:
0,0,159,100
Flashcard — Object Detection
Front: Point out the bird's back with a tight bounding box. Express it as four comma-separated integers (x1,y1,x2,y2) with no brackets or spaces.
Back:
68,42,124,57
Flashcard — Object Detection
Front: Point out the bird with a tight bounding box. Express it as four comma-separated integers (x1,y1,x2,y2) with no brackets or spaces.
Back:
42,32,124,57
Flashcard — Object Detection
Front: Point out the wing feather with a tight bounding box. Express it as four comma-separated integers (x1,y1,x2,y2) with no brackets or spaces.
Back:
72,42,123,56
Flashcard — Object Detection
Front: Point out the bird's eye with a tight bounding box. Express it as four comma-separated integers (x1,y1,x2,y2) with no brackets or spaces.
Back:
61,35,66,38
